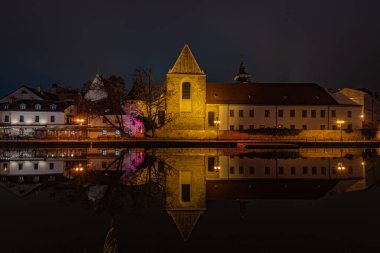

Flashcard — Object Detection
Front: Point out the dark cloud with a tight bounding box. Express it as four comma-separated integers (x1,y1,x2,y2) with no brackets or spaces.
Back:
1,0,379,95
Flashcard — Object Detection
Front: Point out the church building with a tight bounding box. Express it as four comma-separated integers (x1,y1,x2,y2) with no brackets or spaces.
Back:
163,45,362,133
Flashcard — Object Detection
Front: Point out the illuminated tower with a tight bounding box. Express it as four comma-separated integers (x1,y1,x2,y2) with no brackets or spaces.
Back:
165,44,207,130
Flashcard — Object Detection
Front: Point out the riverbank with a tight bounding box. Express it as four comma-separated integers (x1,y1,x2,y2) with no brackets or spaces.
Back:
1,138,380,148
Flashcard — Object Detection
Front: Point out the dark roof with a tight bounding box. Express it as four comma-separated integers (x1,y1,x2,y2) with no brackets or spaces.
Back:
206,82,340,105
23,86,59,101
0,100,69,112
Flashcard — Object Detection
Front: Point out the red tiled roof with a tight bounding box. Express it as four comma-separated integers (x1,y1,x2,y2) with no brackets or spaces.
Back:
206,82,340,105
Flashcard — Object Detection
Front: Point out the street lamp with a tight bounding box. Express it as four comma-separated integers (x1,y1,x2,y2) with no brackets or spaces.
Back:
336,120,345,142
214,118,221,140
76,118,85,125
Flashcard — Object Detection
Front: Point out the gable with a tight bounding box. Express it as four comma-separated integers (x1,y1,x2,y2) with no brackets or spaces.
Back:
168,44,204,75
0,86,44,103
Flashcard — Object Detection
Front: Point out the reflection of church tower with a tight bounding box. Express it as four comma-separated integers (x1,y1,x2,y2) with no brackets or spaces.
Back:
164,152,206,241
234,62,251,83
165,44,207,130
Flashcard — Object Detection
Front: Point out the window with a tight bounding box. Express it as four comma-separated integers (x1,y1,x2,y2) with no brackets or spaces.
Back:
102,161,107,168
115,150,120,156
20,103,26,110
102,130,107,135
321,167,327,175
290,125,295,129
302,110,307,118
302,125,307,130
115,130,120,135
35,115,39,123
50,104,57,110
102,117,107,123
331,110,336,118
279,167,284,175
208,157,215,171
4,115,9,122
320,110,326,118
239,125,244,131
249,110,254,117
35,104,41,110
311,110,316,118
4,104,9,109
290,110,295,117
182,82,191,99
264,110,270,117
229,166,235,174
230,125,234,130
230,110,234,117
19,115,24,122
249,166,255,174
249,125,254,130
50,116,55,122
278,110,283,117
347,111,352,118
34,163,38,170
102,150,107,156
181,184,191,202
332,125,337,130
320,125,326,130
291,167,296,175
347,124,353,130
18,163,23,170
49,163,54,170
239,110,243,117
265,166,270,174
312,167,317,175
348,166,353,174
303,166,308,174
239,166,244,174
208,111,215,126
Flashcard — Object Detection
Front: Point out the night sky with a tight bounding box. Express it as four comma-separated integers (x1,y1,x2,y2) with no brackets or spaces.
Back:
1,0,380,95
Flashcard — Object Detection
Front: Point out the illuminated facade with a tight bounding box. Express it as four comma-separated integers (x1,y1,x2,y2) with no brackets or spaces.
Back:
162,45,363,133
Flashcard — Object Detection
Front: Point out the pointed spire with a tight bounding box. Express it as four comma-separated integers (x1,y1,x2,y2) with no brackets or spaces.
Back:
168,44,204,74
167,210,203,241
234,61,251,83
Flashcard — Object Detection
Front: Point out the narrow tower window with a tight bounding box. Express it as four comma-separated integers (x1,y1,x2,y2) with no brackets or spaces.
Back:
182,82,191,99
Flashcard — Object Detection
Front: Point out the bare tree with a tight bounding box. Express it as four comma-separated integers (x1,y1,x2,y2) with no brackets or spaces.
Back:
82,74,128,135
129,68,175,137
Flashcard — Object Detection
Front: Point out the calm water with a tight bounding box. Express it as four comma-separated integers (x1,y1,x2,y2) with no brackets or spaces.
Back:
1,147,380,252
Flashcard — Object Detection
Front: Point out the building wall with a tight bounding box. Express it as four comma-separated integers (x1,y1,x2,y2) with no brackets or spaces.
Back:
206,104,362,130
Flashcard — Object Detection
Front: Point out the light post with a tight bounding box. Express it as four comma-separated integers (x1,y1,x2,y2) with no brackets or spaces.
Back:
214,118,221,140
336,120,345,142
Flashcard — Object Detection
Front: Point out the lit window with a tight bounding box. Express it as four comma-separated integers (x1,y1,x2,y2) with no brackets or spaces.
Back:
115,150,120,156
20,103,26,110
115,130,121,135
102,150,107,156
182,82,191,99
35,104,41,110
102,130,107,135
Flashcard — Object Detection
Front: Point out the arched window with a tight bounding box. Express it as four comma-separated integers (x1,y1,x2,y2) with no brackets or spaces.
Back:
182,82,191,99
20,103,26,110
35,104,41,110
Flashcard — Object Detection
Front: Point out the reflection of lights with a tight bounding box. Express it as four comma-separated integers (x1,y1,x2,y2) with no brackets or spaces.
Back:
361,161,365,166
337,162,346,171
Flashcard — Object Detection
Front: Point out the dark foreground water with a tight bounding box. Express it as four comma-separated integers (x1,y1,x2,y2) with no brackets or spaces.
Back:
1,147,380,252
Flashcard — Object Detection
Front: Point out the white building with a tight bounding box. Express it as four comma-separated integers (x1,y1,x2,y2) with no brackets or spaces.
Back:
0,86,70,137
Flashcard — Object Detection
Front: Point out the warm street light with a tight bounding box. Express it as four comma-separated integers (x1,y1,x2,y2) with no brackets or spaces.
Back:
336,120,345,142
214,118,221,140
214,165,221,171
76,118,85,125
337,162,345,171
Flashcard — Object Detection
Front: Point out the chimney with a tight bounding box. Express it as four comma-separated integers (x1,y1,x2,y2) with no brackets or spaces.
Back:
36,85,41,93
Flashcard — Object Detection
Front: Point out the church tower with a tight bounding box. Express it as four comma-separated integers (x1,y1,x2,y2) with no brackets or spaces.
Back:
165,44,207,130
